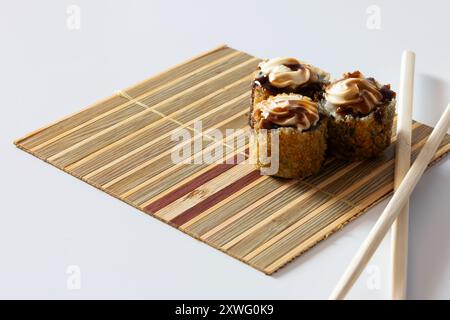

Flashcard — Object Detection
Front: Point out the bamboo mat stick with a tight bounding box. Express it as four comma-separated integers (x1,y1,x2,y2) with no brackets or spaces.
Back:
391,50,415,300
330,102,450,300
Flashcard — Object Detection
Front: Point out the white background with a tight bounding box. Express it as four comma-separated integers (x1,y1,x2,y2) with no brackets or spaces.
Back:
1,0,449,299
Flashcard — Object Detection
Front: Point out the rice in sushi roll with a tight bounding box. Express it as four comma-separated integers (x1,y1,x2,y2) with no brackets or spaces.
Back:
250,93,327,179
322,71,396,160
250,57,330,128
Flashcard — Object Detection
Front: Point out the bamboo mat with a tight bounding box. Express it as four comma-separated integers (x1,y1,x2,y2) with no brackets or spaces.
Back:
14,45,450,275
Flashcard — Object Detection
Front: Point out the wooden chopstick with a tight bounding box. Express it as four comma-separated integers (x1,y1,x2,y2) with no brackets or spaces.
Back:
329,102,450,300
391,50,415,300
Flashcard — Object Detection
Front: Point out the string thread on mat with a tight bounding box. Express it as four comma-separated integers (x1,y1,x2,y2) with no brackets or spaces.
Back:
115,90,249,158
298,179,360,209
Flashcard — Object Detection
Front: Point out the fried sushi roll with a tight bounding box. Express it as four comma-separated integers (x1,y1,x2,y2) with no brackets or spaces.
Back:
250,57,330,128
250,93,327,179
322,71,396,160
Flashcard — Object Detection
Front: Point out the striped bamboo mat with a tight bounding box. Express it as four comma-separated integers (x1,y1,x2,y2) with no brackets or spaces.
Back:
15,45,450,274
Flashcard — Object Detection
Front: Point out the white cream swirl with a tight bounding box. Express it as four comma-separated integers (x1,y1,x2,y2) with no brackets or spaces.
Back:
258,57,330,90
325,71,384,115
258,57,312,88
254,94,319,130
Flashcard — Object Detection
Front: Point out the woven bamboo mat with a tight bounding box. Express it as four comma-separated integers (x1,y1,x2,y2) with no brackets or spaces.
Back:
15,45,450,275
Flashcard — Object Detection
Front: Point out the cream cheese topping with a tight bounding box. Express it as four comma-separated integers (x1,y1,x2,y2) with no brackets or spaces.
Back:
325,71,384,115
258,57,313,89
254,94,319,130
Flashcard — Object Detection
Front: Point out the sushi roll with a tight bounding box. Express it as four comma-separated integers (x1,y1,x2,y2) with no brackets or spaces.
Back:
250,57,330,127
322,71,396,160
250,93,327,179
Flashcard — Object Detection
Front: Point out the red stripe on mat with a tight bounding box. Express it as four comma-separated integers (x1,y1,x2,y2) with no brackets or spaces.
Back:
144,150,248,214
170,169,261,227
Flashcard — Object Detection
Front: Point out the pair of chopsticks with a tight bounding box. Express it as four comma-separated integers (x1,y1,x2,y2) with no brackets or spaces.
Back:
330,51,450,300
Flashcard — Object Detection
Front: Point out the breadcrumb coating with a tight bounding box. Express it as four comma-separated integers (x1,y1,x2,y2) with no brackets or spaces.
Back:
251,118,328,179
324,100,395,160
